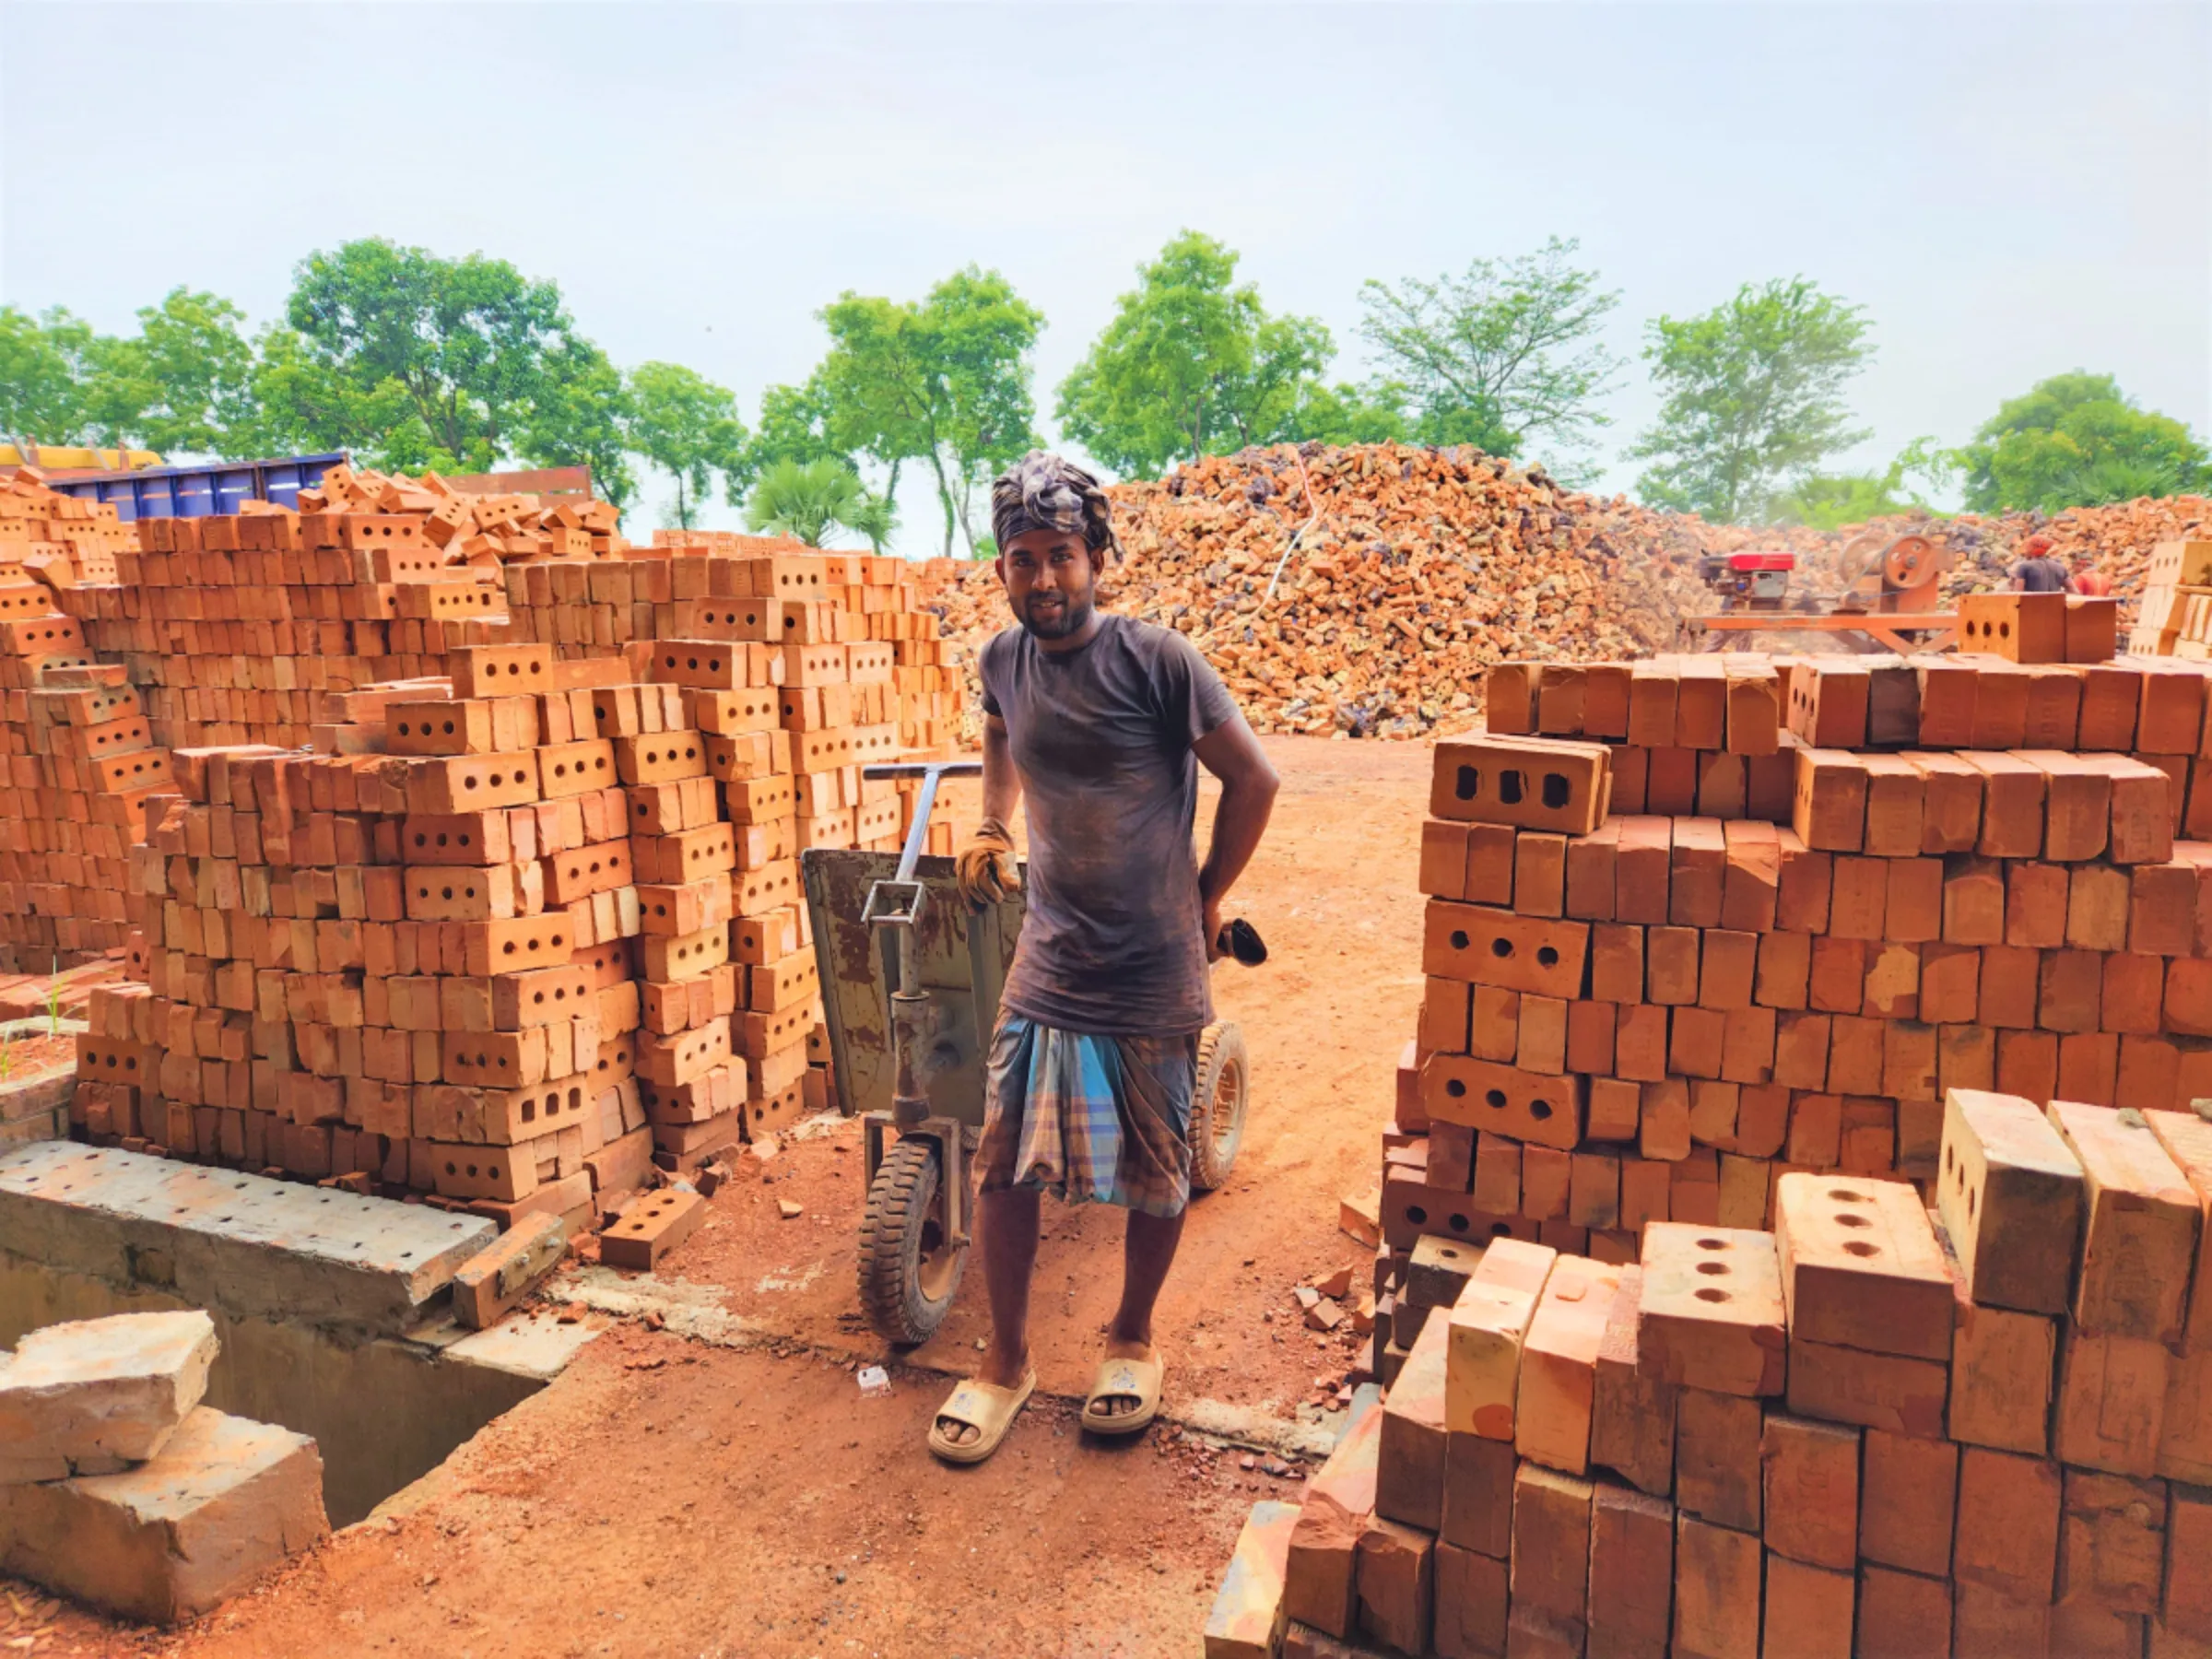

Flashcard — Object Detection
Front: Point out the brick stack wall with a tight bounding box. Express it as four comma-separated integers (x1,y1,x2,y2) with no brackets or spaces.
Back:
1392,617,2212,1269
503,531,967,759
1207,594,2212,1657
1207,1112,2212,1656
62,513,963,1230
0,475,168,968
61,502,510,753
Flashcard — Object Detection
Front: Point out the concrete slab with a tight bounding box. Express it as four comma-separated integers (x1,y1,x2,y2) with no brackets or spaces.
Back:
0,1311,217,1482
0,1144,496,1336
0,1405,328,1623
447,1309,606,1381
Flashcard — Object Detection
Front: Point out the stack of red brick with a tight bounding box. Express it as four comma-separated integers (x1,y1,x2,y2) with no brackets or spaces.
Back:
0,473,173,968
65,624,891,1224
64,592,950,1230
23,475,979,1246
1206,1097,2212,1658
58,465,514,752
0,470,132,587
1202,581,2212,1659
1392,595,2212,1269
503,533,967,759
76,687,623,1223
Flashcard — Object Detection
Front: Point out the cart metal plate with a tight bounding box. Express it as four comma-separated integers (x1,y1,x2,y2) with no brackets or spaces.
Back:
800,850,1024,1128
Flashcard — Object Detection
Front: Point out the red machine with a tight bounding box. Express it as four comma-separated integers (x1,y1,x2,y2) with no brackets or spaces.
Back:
1685,534,1959,653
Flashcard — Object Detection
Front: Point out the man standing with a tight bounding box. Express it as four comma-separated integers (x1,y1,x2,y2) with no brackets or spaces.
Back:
2009,535,2070,594
927,452,1279,1465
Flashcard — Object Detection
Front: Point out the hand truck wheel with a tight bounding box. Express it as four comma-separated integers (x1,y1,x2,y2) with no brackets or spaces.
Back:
858,1135,967,1345
1186,1019,1250,1194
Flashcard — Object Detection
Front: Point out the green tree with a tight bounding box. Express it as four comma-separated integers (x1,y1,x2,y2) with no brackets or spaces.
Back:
744,457,892,549
513,338,636,511
1771,438,1956,530
282,238,599,472
0,306,104,445
1358,236,1622,461
1953,372,2209,512
743,377,853,479
817,266,1042,557
624,361,745,530
1280,381,1411,446
241,324,385,459
1629,277,1875,523
1056,230,1334,478
93,288,258,455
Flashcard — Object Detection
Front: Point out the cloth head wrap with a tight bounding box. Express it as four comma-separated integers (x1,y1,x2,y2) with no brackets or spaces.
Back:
2022,535,2055,558
991,451,1120,563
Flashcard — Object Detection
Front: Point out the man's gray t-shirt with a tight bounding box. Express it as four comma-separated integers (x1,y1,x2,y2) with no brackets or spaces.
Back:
979,613,1239,1038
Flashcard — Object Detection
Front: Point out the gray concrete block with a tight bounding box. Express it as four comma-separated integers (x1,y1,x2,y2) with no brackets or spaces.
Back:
0,1406,328,1622
0,1311,217,1483
0,1144,496,1336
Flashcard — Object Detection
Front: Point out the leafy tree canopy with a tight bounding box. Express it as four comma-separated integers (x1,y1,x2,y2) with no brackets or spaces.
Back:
93,289,258,455
282,238,595,474
1280,381,1412,447
1055,231,1334,478
0,306,104,446
742,376,853,482
1358,237,1622,465
817,266,1041,556
514,338,636,510
1953,371,2209,512
623,360,744,529
1630,276,1875,524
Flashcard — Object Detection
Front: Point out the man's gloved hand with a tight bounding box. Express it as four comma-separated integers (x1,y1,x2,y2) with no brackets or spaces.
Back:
955,818,1022,909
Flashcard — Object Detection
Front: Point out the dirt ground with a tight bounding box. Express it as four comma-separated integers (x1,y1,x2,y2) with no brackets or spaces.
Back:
28,735,1434,1659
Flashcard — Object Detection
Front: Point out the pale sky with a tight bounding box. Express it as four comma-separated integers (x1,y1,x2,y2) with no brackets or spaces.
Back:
4,1,2207,553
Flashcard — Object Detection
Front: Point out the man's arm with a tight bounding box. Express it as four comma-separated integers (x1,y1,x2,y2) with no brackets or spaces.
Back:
981,712,1021,829
953,714,1025,909
1193,715,1280,960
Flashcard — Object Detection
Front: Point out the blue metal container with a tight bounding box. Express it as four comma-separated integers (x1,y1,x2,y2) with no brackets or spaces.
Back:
45,453,347,520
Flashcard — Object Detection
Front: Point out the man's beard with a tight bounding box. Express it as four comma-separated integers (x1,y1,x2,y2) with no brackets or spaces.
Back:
1017,588,1092,641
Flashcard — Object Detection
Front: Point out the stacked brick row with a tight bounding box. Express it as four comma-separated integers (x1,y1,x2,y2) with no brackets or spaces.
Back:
65,599,920,1211
501,535,968,759
58,472,513,753
1389,637,2212,1268
1485,595,2130,816
618,635,812,1167
34,475,969,1209
0,469,131,587
1206,1100,2212,1659
75,682,637,1225
0,475,173,967
2131,539,2212,658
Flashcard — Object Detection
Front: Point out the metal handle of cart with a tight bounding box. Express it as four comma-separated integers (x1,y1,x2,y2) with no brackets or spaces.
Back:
857,759,983,929
803,757,1251,1347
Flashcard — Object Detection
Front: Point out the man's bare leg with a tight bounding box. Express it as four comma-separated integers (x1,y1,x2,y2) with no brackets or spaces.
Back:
1094,1206,1184,1420
938,1184,1040,1447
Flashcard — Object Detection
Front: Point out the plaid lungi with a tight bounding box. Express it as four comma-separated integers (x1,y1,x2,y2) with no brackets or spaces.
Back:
976,1016,1197,1218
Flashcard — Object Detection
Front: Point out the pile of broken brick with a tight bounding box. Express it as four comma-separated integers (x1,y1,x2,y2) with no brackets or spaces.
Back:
0,1311,327,1625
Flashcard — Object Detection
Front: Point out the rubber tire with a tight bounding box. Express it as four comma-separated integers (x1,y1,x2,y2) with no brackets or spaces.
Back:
1186,1020,1250,1194
858,1137,964,1347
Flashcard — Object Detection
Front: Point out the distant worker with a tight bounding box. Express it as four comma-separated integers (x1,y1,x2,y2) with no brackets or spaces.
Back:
927,452,1279,1465
2009,535,2071,594
2071,558,2113,597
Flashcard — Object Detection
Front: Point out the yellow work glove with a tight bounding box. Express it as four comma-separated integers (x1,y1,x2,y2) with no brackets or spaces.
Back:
955,818,1021,909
